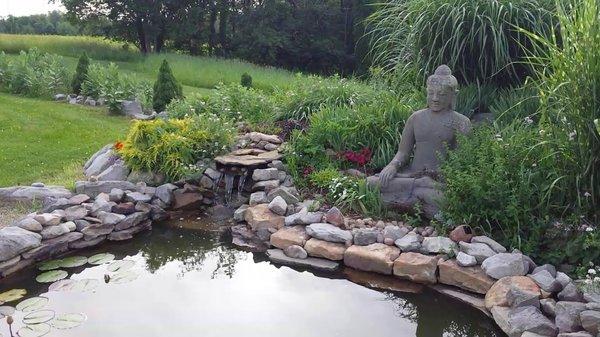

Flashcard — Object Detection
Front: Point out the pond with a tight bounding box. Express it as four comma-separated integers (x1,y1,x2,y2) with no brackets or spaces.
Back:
0,222,505,337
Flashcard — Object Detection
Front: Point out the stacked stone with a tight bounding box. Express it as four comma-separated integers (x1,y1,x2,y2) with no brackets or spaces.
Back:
237,132,283,152
0,186,167,279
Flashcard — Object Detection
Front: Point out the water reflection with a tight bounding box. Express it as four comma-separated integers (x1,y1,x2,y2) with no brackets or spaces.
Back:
0,224,505,337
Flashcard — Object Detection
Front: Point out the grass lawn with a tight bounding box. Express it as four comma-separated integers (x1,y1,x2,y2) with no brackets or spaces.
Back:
0,93,130,187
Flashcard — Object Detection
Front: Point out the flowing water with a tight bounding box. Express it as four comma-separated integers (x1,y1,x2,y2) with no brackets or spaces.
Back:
0,222,505,337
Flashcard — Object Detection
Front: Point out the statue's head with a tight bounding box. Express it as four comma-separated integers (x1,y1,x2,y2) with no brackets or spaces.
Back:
426,65,458,112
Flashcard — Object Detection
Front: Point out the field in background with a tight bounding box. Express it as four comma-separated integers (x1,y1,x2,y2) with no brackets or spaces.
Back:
0,93,130,187
0,34,299,92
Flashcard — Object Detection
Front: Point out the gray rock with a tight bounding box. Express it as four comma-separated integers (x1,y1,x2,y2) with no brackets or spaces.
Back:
266,249,338,271
252,168,279,181
75,180,138,198
382,225,409,242
252,180,279,192
40,222,76,240
585,302,600,311
21,232,82,261
269,160,287,172
135,202,152,214
124,191,152,203
256,228,271,242
508,284,541,308
456,251,477,267
149,204,168,222
556,272,573,288
284,208,323,226
121,100,143,117
41,197,72,212
81,224,114,240
472,235,507,253
557,332,593,337
306,223,353,243
555,301,586,333
394,233,422,252
84,144,112,170
533,264,557,278
459,241,496,263
481,253,529,279
559,283,584,302
54,94,66,101
98,211,126,226
126,170,165,186
234,205,249,222
156,183,178,205
69,236,106,250
541,298,557,317
421,236,457,254
0,227,42,262
508,306,557,337
14,217,42,232
109,188,124,202
249,191,267,206
69,194,90,204
284,245,308,259
0,186,72,202
267,186,299,205
353,228,379,246
583,290,600,304
64,205,89,221
97,160,130,181
33,213,61,226
530,270,562,293
73,219,91,231
108,221,151,241
115,212,148,231
51,209,66,221
204,167,222,181
268,196,287,216
85,149,115,177
231,225,268,252
580,310,600,334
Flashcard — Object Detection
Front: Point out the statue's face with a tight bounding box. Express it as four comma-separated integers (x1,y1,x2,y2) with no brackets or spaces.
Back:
427,84,454,112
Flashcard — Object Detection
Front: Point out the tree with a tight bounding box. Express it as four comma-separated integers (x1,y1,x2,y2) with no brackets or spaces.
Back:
71,53,90,95
153,60,183,112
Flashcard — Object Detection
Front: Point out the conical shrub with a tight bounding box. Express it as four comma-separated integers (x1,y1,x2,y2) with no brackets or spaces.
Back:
153,59,183,112
71,52,90,95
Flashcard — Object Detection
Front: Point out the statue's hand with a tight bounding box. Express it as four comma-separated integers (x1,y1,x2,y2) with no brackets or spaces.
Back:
379,164,397,188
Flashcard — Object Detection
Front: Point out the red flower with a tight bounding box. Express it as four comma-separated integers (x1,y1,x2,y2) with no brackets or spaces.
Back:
114,141,124,151
303,166,315,177
341,147,371,166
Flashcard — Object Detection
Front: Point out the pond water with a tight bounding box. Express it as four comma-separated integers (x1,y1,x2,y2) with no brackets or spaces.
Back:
0,222,505,337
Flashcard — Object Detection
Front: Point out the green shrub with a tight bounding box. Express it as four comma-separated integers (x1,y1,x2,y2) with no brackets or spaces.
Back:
308,167,343,190
455,83,504,118
153,59,183,112
119,114,235,180
367,0,555,86
241,72,252,88
0,48,70,97
71,52,90,95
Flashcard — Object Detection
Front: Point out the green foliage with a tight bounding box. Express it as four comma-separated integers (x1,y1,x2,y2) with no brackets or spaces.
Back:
325,176,386,217
367,0,555,86
455,84,504,118
153,60,183,112
308,167,343,190
71,52,90,95
241,72,252,88
0,48,69,98
119,115,235,181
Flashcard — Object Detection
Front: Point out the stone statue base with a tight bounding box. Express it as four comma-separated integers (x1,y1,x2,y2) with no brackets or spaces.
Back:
366,175,443,219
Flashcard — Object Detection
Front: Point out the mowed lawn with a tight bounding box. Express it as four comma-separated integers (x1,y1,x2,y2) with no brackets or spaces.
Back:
0,93,130,187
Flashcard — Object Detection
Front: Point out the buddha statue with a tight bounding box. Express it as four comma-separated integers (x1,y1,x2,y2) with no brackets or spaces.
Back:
367,65,472,218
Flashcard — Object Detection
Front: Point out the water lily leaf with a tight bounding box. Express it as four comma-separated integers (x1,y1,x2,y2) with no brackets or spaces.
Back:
109,270,138,284
59,256,88,268
0,289,26,303
0,305,15,317
51,313,87,329
73,279,100,292
23,310,55,324
48,279,76,292
37,259,63,271
36,270,68,283
87,253,115,265
17,323,50,337
107,260,135,273
16,297,48,313
49,279,99,292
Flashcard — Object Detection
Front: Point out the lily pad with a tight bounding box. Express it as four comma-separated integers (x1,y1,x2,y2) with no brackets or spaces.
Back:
0,305,15,317
87,253,115,265
37,259,63,271
16,297,48,313
17,323,50,337
51,313,87,329
59,256,88,268
107,260,135,273
36,270,68,283
72,279,100,292
0,289,27,303
49,279,99,292
109,270,138,284
23,310,55,325
48,279,76,292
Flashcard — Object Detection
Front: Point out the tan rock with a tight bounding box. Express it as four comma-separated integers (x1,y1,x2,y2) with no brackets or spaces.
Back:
438,259,495,294
485,276,541,309
270,226,310,250
344,268,424,294
244,204,284,232
392,252,440,284
304,238,346,261
344,243,400,275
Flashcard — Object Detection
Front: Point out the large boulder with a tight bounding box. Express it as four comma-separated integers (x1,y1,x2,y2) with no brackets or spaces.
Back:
172,190,203,210
421,236,457,255
459,241,496,263
555,301,586,333
0,227,42,261
84,144,111,170
270,226,309,250
395,232,422,252
306,223,352,243
231,225,268,253
529,270,562,293
266,186,299,205
252,168,279,181
0,185,73,202
244,204,284,232
268,196,287,216
97,160,130,181
438,259,495,294
156,183,178,205
472,236,507,253
85,149,116,177
485,276,541,309
393,252,440,284
344,243,400,275
580,310,600,335
507,306,558,337
482,253,529,279
304,238,346,261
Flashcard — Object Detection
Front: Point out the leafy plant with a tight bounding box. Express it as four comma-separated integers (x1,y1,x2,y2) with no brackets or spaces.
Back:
71,52,90,95
153,59,183,112
241,72,252,88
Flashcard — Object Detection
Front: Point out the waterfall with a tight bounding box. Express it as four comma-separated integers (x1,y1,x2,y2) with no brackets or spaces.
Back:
224,173,235,204
237,171,248,198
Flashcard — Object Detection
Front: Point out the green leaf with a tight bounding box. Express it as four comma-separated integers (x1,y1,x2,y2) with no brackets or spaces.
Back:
87,253,115,265
0,289,27,303
59,256,88,268
109,270,138,284
37,259,63,271
107,260,135,273
23,310,55,325
36,270,68,283
16,297,48,313
48,279,76,292
51,313,87,329
16,323,50,337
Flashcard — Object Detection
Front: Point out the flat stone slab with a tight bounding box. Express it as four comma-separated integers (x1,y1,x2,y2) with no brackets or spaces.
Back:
215,150,282,167
344,268,424,294
266,249,339,272
429,284,490,317
0,185,72,202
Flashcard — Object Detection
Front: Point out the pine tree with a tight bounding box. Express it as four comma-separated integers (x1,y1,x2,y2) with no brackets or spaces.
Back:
153,59,183,112
71,52,90,95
